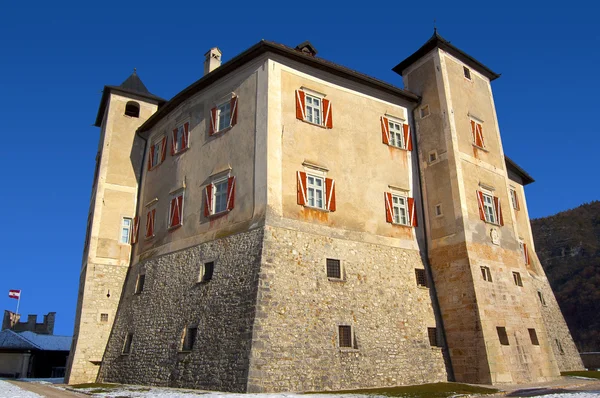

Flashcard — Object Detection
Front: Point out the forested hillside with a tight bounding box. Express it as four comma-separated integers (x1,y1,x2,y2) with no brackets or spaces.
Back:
531,201,600,352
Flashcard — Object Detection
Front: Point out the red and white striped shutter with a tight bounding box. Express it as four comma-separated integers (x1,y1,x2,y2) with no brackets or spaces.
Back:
494,196,504,226
408,197,418,227
160,136,167,162
515,192,520,211
295,90,306,121
523,243,530,264
297,171,307,206
476,191,486,221
204,184,213,217
322,98,333,129
132,216,139,244
403,124,413,151
183,122,189,149
325,178,336,212
471,120,477,144
384,192,393,223
146,209,155,238
209,107,217,135
230,97,238,127
171,128,178,155
169,197,181,228
226,176,236,211
380,116,390,145
177,195,183,225
148,146,155,170
476,123,485,147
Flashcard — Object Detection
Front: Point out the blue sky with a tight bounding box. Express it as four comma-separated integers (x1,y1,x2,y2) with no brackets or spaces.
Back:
0,0,598,336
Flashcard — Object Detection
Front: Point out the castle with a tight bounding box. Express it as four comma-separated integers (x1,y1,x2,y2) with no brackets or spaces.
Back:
66,32,583,392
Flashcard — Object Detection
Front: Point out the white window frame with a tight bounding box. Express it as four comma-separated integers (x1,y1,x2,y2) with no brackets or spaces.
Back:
212,177,229,215
482,192,497,224
173,122,188,154
513,271,523,287
388,118,405,149
150,137,163,168
216,100,232,133
168,190,184,229
481,266,492,282
391,194,409,226
510,188,518,210
306,174,325,210
120,217,132,244
304,93,322,125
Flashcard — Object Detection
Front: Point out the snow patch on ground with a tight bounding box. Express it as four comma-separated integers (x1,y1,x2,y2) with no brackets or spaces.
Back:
0,380,43,397
17,377,64,384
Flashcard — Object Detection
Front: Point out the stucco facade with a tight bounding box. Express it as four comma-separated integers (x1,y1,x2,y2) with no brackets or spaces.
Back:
68,34,582,391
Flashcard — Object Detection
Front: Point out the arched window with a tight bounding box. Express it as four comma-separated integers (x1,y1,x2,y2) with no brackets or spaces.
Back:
125,101,140,118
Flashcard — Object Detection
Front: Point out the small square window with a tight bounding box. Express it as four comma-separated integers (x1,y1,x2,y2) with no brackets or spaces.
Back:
420,105,430,119
435,204,443,217
537,291,546,306
428,151,438,163
464,66,471,80
481,266,492,282
415,269,428,288
513,272,523,287
122,333,133,354
120,217,132,244
198,262,214,283
100,313,109,323
428,327,440,347
338,325,354,348
135,274,145,294
326,259,342,279
528,328,539,345
181,327,197,351
497,327,509,345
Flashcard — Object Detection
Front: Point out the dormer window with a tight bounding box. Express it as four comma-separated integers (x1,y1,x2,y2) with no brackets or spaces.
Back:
125,101,140,118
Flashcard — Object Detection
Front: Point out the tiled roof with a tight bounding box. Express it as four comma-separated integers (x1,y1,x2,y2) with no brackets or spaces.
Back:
0,329,71,351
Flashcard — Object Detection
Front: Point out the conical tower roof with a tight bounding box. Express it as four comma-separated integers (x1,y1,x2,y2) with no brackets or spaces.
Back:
119,69,152,96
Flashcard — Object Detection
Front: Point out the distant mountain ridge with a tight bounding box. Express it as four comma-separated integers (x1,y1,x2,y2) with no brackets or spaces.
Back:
531,200,600,352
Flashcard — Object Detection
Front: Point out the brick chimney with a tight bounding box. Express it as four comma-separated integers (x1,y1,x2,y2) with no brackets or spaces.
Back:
204,47,222,76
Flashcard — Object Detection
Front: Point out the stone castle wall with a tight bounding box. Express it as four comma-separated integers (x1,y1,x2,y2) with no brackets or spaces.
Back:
99,228,265,392
247,224,447,392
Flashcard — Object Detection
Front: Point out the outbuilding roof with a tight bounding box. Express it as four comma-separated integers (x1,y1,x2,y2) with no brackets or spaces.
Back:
0,329,71,351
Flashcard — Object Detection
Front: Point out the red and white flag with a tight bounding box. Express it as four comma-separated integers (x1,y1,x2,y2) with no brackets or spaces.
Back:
8,290,21,300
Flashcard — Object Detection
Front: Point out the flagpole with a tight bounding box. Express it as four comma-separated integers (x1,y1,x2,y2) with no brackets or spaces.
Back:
16,292,20,315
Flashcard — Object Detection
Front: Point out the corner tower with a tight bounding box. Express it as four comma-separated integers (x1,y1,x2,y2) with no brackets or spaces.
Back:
66,71,165,384
394,32,581,384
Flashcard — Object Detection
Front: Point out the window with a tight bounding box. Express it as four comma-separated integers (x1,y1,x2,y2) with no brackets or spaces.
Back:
100,313,109,323
120,217,132,244
204,176,236,217
428,151,438,163
513,271,523,287
148,136,167,170
510,188,520,210
295,89,332,128
209,97,238,135
477,191,503,226
556,339,565,354
385,192,417,227
338,325,355,348
296,171,336,212
131,216,139,244
171,122,189,155
528,329,539,345
463,66,471,80
181,327,197,351
428,327,440,347
380,116,412,151
168,192,184,229
415,269,428,288
135,274,145,294
470,120,485,148
125,101,140,118
198,261,214,283
145,208,156,239
481,266,492,282
519,241,531,265
537,290,546,306
420,105,430,118
122,333,133,354
497,327,509,345
326,259,342,279
435,204,443,217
